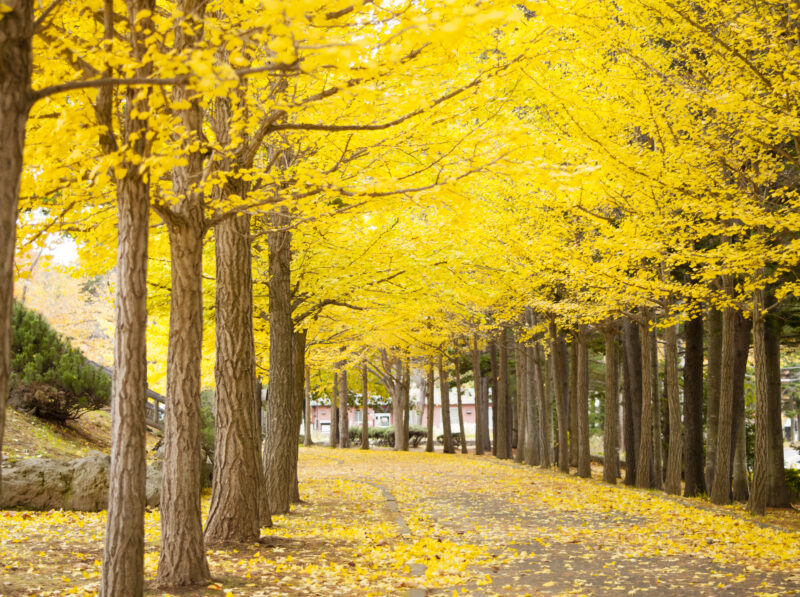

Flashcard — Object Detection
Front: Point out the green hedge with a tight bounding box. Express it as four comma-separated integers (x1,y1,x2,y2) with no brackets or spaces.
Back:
9,301,110,421
348,425,428,447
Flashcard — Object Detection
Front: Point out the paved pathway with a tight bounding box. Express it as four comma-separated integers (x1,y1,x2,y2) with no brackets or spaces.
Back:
302,448,800,596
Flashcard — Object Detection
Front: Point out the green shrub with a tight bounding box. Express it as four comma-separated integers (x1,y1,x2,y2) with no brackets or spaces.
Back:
348,425,428,447
9,301,110,422
786,468,800,503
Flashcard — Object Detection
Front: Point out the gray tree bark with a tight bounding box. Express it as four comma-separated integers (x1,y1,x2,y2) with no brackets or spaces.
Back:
602,325,619,484
524,343,540,466
711,299,737,505
361,364,369,450
622,319,642,485
515,341,527,463
290,331,306,504
472,338,484,456
0,0,33,504
490,340,498,454
305,366,313,447
683,314,705,497
533,339,552,469
549,320,569,472
765,307,790,507
576,326,591,478
455,359,468,454
636,312,654,489
497,329,510,459
440,354,454,453
426,359,435,452
664,323,682,495
569,340,579,468
339,367,350,448
262,208,296,515
205,213,264,543
331,372,339,448
705,307,723,491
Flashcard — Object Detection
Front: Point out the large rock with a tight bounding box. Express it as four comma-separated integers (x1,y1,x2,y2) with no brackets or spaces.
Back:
1,450,207,511
0,451,108,511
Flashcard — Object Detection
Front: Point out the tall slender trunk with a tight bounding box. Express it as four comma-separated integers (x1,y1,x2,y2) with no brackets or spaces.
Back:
481,377,491,452
490,340,499,455
426,359,435,452
576,326,591,478
549,320,569,472
0,0,33,504
440,354,454,453
651,324,663,489
206,214,263,543
622,319,641,485
304,366,313,447
472,338,484,455
455,361,468,454
497,328,510,459
402,360,410,450
765,307,790,507
100,3,153,592
603,325,619,484
361,364,369,450
683,314,705,497
262,208,296,514
290,331,306,504
331,372,339,448
750,287,769,514
711,298,737,505
339,367,349,448
158,203,210,586
664,323,682,495
524,343,540,466
636,311,654,489
515,341,527,463
569,341,579,468
732,407,749,502
534,340,552,469
730,311,751,501
705,307,723,491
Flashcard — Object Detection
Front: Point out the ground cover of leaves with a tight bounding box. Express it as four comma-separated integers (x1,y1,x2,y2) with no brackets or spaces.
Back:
1,447,798,596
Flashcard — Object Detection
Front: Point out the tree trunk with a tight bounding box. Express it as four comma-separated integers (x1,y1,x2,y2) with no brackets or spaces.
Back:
730,311,751,501
636,312,654,489
100,3,154,591
455,360,468,454
402,360,410,450
262,208,296,515
304,366,313,447
490,340,499,454
426,359,435,452
603,325,619,484
497,329,510,459
331,372,339,448
472,339,484,455
750,287,769,514
765,307,790,507
569,340,579,468
576,326,591,478
651,324,663,489
440,354,454,453
534,340,552,469
361,364,369,450
622,319,642,485
290,331,306,504
101,117,151,595
664,322,682,495
0,0,33,504
515,341,527,462
158,202,210,586
683,314,705,497
732,405,749,502
524,343,540,466
205,214,263,543
705,307,723,491
481,377,491,452
711,300,737,505
549,320,569,472
339,367,349,448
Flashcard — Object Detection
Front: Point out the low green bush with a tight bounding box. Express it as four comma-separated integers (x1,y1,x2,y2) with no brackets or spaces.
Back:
9,301,110,422
348,425,428,447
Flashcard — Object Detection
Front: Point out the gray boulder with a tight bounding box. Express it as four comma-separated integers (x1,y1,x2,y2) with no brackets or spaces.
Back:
0,451,108,511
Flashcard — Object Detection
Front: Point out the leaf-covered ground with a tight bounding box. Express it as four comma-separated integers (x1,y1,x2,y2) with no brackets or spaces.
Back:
1,447,799,596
